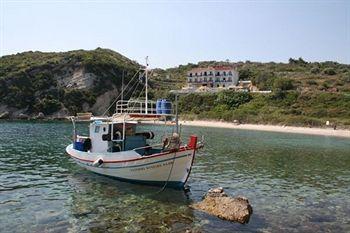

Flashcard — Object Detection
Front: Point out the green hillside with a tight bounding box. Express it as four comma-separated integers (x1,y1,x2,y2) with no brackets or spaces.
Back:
1,49,350,128
160,58,350,128
0,48,141,116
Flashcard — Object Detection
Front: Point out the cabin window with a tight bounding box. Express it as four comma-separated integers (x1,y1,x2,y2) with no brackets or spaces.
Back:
95,126,100,133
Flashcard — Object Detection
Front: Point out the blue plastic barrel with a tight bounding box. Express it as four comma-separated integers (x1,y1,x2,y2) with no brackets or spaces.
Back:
161,99,172,114
74,141,84,151
156,99,163,114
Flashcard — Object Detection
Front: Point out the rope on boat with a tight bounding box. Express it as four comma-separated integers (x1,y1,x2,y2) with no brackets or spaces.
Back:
102,68,142,116
122,77,142,100
157,149,177,193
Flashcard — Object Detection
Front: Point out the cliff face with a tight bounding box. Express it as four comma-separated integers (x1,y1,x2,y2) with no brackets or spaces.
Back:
0,48,140,118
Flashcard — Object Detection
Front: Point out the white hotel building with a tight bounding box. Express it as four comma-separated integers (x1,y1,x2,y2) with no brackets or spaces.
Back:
186,66,239,89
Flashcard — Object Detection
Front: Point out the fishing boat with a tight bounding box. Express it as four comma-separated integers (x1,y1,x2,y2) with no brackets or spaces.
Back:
65,58,203,189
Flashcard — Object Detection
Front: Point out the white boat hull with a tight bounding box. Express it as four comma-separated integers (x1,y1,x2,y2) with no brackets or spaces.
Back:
66,144,196,189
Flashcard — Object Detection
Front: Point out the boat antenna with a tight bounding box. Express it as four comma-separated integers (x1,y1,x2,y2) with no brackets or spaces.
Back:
145,56,149,114
175,94,179,134
121,70,124,102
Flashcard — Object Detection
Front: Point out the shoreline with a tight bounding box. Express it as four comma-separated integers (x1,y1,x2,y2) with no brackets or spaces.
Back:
179,120,350,138
2,118,350,139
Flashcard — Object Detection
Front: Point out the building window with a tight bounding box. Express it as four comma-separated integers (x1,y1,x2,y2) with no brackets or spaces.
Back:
216,72,220,76
223,77,226,81
194,78,197,82
217,84,219,87
223,84,225,87
209,71,213,75
204,77,207,82
189,73,192,77
228,77,232,82
188,78,192,83
195,73,197,76
228,71,232,76
204,71,207,76
209,77,212,81
223,71,226,76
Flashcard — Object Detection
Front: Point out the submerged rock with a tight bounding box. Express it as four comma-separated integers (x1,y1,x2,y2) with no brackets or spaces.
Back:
191,187,253,224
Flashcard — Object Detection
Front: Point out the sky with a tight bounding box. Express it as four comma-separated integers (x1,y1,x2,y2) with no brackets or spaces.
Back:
0,0,349,68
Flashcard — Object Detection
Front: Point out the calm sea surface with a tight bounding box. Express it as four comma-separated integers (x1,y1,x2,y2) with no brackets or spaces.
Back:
0,121,349,232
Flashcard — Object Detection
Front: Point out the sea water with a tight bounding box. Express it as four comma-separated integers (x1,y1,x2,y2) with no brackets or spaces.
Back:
0,121,349,232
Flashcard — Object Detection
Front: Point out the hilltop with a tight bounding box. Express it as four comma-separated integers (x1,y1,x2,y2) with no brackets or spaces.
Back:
1,48,350,128
0,48,142,118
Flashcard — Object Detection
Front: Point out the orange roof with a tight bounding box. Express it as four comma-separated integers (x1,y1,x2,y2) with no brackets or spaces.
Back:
213,66,233,71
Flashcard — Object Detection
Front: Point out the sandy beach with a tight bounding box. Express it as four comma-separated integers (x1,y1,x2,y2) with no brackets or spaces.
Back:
178,120,350,138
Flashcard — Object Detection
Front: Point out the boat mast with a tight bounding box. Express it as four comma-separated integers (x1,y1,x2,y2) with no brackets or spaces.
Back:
121,70,124,102
145,56,149,114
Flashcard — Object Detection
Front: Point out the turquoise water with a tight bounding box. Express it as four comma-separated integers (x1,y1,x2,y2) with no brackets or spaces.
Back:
0,121,349,232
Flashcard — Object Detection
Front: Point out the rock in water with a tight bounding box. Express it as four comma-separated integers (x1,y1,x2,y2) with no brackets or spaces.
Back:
17,113,29,119
36,112,45,119
0,111,10,119
191,187,253,224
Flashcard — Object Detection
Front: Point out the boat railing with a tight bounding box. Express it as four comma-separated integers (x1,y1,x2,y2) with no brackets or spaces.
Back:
114,99,174,117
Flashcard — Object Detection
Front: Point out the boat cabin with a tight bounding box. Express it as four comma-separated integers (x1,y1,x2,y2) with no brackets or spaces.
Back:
75,120,159,155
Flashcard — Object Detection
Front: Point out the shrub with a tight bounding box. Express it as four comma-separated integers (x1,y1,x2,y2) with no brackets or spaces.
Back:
323,68,336,75
215,91,252,110
273,78,294,91
306,80,317,86
34,98,61,114
252,71,276,90
310,67,320,74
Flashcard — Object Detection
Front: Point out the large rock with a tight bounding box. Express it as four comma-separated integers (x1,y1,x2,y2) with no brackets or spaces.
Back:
0,111,10,119
191,187,253,224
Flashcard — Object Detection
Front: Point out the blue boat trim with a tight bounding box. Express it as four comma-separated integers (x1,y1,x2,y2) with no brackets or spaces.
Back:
72,153,189,169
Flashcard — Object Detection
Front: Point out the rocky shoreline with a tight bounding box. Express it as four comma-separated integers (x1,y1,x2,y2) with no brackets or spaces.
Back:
0,111,69,121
